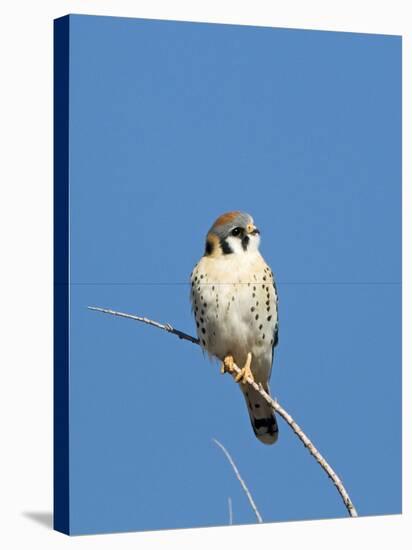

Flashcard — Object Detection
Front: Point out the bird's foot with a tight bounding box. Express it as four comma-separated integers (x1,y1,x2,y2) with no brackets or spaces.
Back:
221,355,235,375
235,352,254,384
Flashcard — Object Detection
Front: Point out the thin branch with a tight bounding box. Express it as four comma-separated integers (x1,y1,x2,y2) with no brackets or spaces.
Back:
228,496,233,525
88,305,358,518
88,306,199,345
213,439,262,523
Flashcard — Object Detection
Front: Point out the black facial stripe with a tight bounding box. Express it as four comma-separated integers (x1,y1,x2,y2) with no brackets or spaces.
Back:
205,240,213,256
220,238,233,255
241,235,250,251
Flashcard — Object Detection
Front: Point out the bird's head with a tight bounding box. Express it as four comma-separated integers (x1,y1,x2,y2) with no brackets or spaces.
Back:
204,211,261,257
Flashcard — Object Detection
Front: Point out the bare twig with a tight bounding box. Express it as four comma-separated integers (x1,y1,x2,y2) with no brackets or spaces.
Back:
228,496,233,525
213,439,262,523
88,306,199,344
88,305,358,518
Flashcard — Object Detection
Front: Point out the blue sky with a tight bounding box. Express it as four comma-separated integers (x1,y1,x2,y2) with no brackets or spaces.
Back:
66,15,401,534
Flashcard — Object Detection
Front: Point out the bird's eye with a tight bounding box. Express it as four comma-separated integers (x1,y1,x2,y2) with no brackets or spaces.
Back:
231,227,242,237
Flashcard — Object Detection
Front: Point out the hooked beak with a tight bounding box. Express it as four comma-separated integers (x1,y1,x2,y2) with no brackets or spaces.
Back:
246,223,260,236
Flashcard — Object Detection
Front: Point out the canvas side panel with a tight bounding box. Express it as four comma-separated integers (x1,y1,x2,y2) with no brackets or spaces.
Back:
53,14,70,536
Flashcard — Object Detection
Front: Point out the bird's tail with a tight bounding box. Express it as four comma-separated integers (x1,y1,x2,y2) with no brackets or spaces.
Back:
241,384,278,445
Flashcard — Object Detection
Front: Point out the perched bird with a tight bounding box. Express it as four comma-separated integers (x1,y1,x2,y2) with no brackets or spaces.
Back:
190,211,279,444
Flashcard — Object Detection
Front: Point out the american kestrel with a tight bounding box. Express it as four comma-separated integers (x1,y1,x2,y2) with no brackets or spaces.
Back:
190,211,279,444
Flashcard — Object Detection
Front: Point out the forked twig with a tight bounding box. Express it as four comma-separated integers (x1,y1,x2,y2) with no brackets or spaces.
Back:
213,439,262,523
88,305,358,518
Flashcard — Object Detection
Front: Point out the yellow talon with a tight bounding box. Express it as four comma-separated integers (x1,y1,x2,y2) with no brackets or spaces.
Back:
221,354,235,374
235,352,254,384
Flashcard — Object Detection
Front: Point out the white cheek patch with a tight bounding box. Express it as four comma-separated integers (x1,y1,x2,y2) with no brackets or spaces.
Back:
226,236,244,254
225,234,260,254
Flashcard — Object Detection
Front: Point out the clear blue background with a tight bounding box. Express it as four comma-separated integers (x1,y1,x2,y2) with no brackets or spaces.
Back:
67,15,401,534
